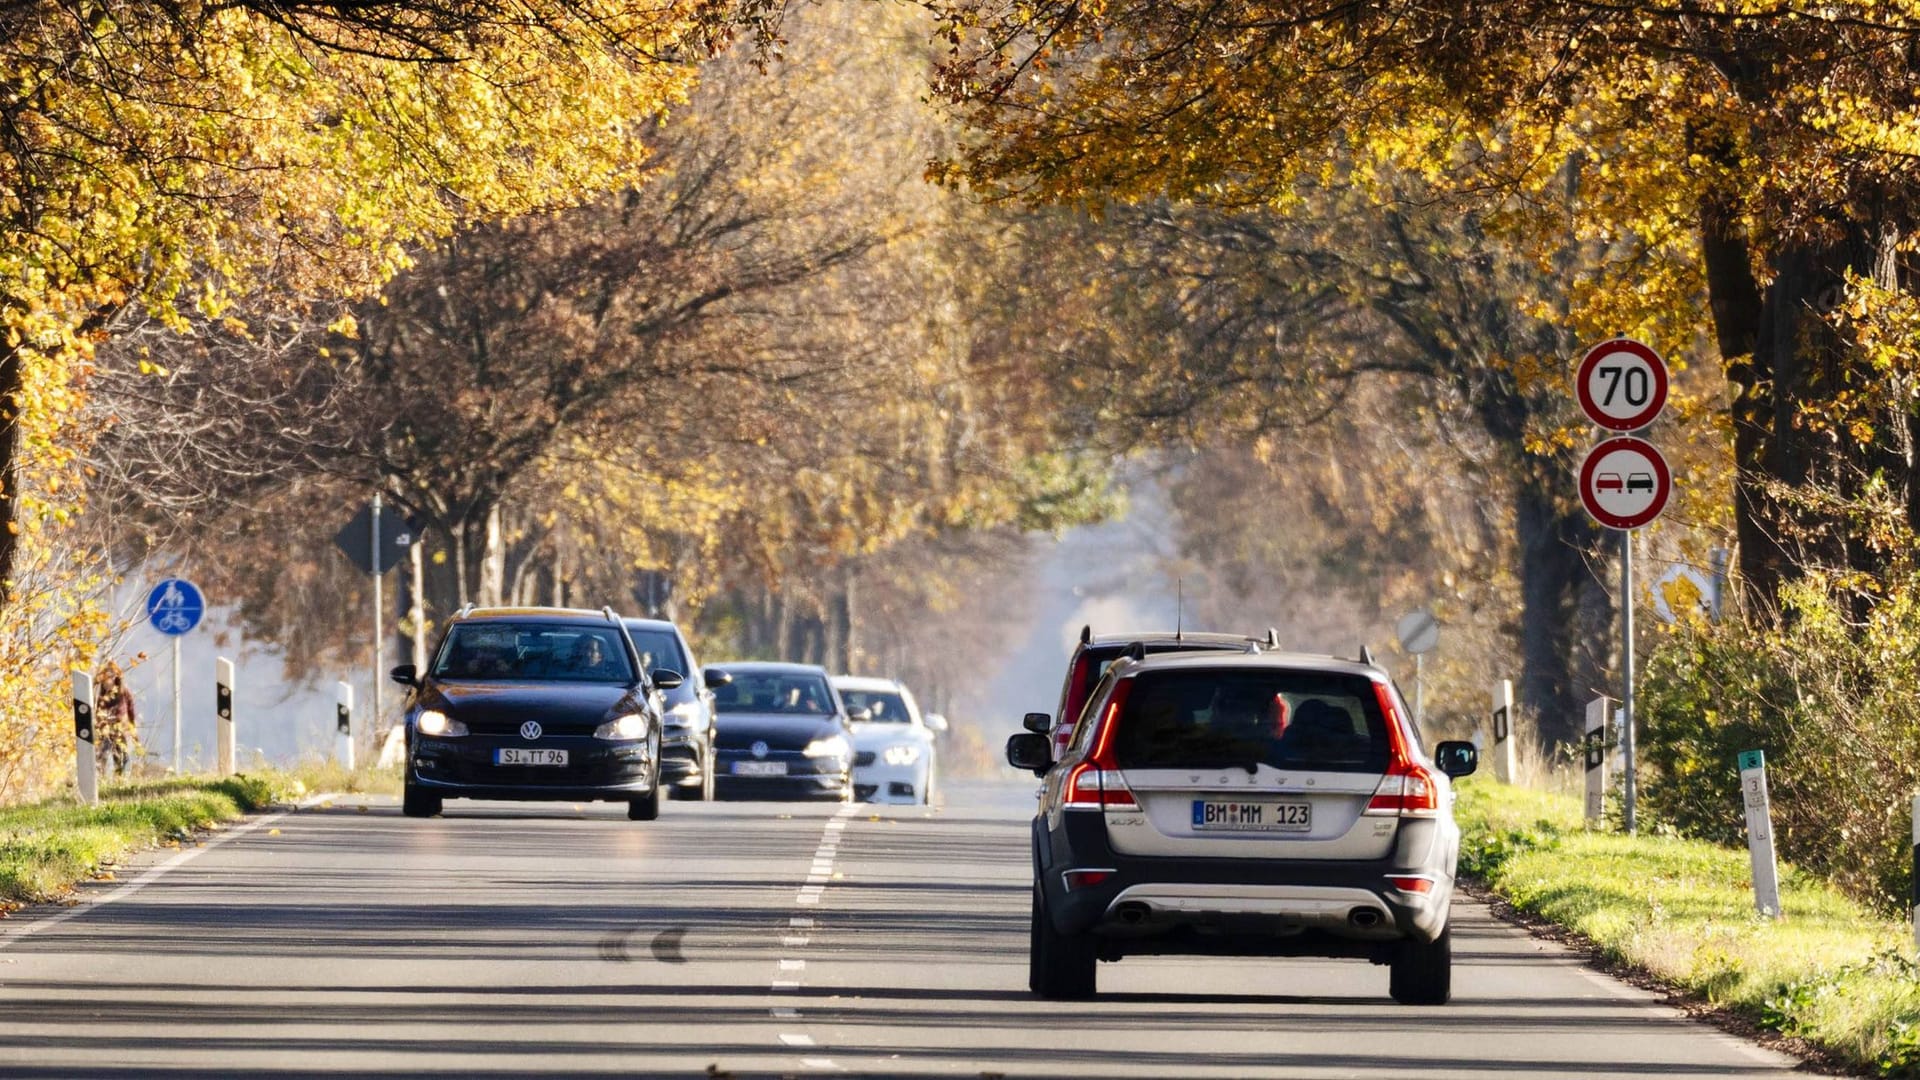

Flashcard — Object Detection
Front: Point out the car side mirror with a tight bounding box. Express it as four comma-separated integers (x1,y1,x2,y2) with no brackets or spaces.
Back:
847,706,873,723
1006,732,1051,773
1435,740,1478,779
703,668,733,687
923,712,949,734
1022,711,1051,734
390,664,418,687
651,668,685,691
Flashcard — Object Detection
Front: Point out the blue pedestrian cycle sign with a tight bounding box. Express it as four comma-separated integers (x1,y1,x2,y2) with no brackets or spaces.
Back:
146,578,204,636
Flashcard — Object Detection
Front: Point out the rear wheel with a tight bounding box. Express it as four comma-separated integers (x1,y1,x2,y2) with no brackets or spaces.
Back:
401,778,441,819
1029,883,1097,999
628,787,661,821
1389,925,1452,1005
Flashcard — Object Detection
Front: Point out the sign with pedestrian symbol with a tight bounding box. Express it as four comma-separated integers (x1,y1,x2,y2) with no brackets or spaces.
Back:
145,578,204,636
1576,338,1669,431
1578,437,1671,531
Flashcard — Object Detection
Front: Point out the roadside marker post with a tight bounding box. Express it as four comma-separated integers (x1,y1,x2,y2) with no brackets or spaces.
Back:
73,671,97,806
1911,793,1918,952
1739,750,1783,918
216,657,236,776
1583,697,1608,826
1490,679,1516,784
336,681,355,770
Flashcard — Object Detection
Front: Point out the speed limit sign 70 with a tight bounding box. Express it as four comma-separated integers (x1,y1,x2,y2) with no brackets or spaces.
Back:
1576,339,1668,431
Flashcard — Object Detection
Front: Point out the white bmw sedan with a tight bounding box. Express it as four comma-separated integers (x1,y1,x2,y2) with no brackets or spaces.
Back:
832,675,939,805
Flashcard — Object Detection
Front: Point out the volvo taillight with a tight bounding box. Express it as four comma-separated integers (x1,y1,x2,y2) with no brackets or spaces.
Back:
1365,680,1442,817
1061,678,1139,812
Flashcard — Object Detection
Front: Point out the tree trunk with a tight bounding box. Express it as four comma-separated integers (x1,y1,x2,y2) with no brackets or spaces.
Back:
1697,183,1771,610
1511,469,1610,749
0,337,23,601
480,502,506,606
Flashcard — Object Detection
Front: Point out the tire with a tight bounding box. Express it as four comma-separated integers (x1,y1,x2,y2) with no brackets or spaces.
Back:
401,778,442,819
1029,883,1097,999
628,787,661,821
1389,924,1452,1005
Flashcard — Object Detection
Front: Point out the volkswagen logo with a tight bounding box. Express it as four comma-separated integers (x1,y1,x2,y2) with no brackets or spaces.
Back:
520,720,543,741
750,740,769,759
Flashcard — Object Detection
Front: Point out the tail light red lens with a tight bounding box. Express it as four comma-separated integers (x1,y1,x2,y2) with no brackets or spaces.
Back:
1386,875,1435,894
1365,681,1442,817
1062,679,1139,812
1062,869,1113,891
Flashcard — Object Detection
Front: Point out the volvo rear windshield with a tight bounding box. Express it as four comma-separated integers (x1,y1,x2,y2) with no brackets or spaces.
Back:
1109,669,1391,773
432,623,636,683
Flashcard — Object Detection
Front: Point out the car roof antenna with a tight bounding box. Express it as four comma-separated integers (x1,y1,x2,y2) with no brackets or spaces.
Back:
1359,644,1376,666
1175,578,1183,642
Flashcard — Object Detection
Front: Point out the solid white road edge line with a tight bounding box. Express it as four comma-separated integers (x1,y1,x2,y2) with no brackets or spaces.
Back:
0,790,340,952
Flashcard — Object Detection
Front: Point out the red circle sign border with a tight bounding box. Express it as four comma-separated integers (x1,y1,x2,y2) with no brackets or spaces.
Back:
1575,338,1669,432
1578,436,1672,531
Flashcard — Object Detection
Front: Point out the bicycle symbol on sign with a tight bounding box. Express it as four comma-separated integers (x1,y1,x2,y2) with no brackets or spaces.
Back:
155,610,193,633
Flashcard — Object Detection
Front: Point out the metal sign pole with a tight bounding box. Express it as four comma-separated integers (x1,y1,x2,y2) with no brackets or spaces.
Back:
1622,528,1637,834
171,636,183,774
372,492,384,750
1413,653,1424,728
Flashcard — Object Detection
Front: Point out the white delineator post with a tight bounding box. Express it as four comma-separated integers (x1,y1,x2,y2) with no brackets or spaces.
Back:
1490,679,1516,784
1583,696,1608,826
215,657,236,776
1739,749,1783,918
336,681,355,770
73,671,98,806
1911,793,1918,952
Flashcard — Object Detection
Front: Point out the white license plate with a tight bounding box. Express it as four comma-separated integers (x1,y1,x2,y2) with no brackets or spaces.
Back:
496,748,568,766
732,761,788,777
1192,799,1312,832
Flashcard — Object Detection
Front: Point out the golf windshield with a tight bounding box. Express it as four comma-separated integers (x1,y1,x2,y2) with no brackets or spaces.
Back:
712,672,834,715
432,624,636,683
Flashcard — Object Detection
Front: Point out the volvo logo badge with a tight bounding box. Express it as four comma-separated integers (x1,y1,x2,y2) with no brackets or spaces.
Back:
750,740,769,759
520,721,543,741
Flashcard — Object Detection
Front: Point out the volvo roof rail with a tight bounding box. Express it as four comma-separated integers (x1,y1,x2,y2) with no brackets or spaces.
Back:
1359,644,1376,667
1265,627,1280,649
1080,624,1092,645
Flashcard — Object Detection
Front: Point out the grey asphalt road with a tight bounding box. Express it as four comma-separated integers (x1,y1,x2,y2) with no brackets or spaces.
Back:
0,779,1798,1079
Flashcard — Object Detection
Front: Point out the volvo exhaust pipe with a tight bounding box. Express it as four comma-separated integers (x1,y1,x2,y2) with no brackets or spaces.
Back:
1115,902,1151,926
1348,907,1383,929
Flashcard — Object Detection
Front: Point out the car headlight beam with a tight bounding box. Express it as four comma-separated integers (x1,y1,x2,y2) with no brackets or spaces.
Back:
595,714,650,741
416,710,469,737
803,734,850,759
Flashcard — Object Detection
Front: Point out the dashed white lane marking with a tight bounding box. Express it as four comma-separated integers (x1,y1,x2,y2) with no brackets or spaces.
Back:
0,792,337,952
800,1058,841,1071
768,803,858,1050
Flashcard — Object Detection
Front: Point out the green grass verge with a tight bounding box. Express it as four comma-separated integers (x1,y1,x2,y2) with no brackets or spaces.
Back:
0,772,308,906
1457,778,1920,1077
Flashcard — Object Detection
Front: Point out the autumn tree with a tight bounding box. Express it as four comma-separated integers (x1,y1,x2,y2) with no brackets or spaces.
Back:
932,0,1920,612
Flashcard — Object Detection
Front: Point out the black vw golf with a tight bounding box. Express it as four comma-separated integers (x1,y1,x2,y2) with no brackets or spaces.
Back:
393,607,679,820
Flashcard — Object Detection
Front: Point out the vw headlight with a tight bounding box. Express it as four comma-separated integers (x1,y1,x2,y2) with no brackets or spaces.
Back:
665,701,703,728
803,734,850,759
595,714,650,741
883,743,922,767
416,710,468,737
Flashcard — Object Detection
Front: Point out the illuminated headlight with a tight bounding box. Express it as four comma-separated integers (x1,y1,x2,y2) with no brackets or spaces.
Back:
665,701,703,727
803,734,850,759
594,714,650,741
416,710,468,737
882,744,922,766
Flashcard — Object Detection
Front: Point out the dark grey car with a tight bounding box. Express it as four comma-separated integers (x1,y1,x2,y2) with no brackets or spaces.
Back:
624,618,718,801
706,662,853,802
